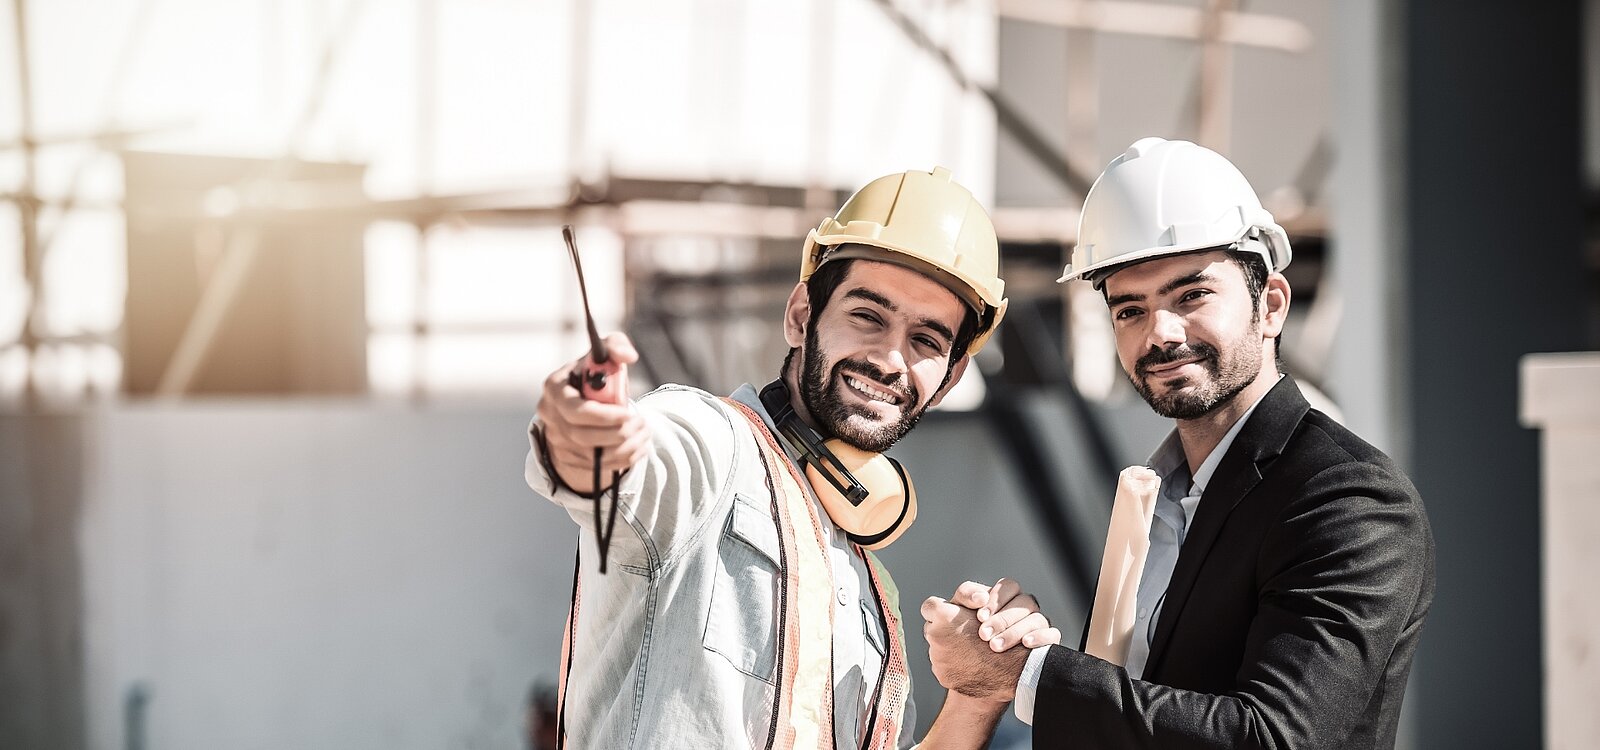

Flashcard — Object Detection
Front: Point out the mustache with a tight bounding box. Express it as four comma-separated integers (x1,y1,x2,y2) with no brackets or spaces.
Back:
1136,343,1217,377
833,358,916,403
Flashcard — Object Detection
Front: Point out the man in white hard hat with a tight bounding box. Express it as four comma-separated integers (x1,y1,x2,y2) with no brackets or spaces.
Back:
527,168,1061,749
922,138,1436,748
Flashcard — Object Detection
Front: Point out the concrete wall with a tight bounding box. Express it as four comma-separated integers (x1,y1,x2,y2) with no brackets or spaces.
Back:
1398,1,1587,746
20,402,576,750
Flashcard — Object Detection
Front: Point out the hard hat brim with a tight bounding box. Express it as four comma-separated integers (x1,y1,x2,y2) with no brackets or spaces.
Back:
1060,225,1290,289
807,241,1007,354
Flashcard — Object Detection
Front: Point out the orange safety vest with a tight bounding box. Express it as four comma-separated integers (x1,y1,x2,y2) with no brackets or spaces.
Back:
556,398,913,749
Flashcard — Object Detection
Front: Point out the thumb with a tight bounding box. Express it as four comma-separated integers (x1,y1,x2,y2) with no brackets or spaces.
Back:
603,332,639,365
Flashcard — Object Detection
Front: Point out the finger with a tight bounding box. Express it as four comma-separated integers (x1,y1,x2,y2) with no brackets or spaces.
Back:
990,612,1052,652
556,422,637,449
549,441,611,469
555,401,647,442
979,593,1039,638
538,381,600,426
551,443,640,480
602,332,639,364
979,578,1023,619
552,413,646,452
920,596,946,623
985,575,1024,610
1022,627,1062,649
950,581,991,611
977,594,1039,640
593,447,641,474
558,399,636,428
549,457,599,495
609,429,653,468
544,362,577,393
600,440,647,475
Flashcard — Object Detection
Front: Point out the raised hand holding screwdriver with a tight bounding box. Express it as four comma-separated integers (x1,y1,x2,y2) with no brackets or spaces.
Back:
538,225,643,573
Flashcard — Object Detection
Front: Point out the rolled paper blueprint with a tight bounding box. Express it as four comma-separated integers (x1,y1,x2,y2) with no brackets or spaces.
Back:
1084,465,1161,666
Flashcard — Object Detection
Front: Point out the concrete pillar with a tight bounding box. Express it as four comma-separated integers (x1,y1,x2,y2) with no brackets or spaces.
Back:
0,415,88,750
1521,353,1600,750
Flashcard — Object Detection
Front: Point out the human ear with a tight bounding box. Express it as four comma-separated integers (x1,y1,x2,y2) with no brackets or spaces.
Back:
784,283,810,348
1260,273,1291,339
928,354,971,408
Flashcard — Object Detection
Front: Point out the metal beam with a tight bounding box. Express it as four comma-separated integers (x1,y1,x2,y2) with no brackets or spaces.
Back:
11,0,40,405
0,122,183,152
998,0,1312,53
1196,0,1238,152
869,0,1097,198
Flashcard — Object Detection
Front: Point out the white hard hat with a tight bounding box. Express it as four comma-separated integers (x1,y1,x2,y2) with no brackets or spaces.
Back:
1059,137,1291,289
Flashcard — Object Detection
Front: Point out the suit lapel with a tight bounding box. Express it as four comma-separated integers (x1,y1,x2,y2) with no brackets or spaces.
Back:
1142,377,1310,676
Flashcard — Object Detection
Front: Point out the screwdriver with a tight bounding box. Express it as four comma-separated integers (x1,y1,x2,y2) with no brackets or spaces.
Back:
562,224,624,573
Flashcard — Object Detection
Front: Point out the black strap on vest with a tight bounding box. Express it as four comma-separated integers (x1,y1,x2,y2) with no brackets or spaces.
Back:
758,379,870,506
555,548,578,749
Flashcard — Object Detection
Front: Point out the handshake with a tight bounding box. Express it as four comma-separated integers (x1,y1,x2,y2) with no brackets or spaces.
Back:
920,578,1060,703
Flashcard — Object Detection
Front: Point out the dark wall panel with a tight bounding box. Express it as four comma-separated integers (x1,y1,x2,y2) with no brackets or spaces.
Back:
1402,1,1586,746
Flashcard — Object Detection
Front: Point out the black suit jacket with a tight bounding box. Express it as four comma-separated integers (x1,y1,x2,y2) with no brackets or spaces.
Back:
1034,377,1435,749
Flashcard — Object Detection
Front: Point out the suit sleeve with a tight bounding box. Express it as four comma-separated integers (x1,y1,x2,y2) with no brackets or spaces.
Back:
1033,461,1433,749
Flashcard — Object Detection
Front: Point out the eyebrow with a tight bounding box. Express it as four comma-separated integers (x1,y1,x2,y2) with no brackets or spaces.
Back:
843,287,956,344
1105,271,1218,308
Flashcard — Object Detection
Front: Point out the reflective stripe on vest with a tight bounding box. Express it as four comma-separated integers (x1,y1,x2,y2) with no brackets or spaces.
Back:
726,397,910,750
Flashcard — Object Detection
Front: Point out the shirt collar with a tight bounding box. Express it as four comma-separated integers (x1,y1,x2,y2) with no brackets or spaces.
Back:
1146,376,1279,496
730,382,803,464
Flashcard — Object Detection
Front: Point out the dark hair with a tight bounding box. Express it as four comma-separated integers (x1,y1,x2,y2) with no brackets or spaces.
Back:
1226,250,1268,312
783,257,982,377
1225,249,1282,358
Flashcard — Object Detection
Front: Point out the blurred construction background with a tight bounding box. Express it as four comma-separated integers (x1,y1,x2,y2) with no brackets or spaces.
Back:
2,0,1597,748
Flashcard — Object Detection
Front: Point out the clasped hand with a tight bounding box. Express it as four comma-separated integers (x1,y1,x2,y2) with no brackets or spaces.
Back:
921,578,1058,702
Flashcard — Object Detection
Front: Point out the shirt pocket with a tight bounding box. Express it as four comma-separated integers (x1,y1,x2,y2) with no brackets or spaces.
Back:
703,493,782,684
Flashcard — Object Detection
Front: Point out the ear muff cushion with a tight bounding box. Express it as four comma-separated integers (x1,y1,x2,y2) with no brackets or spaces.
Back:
846,457,916,548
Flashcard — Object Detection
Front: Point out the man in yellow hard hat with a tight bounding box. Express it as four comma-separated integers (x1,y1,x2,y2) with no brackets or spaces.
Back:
922,138,1435,749
526,168,1059,748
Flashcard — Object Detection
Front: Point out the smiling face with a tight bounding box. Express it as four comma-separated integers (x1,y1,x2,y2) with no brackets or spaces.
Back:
1102,250,1288,421
783,259,971,452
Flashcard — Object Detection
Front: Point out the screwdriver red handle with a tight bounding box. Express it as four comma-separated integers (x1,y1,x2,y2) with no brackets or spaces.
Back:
570,355,625,405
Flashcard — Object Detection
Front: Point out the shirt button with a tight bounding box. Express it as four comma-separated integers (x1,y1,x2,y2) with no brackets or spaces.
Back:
1137,607,1148,619
837,587,849,606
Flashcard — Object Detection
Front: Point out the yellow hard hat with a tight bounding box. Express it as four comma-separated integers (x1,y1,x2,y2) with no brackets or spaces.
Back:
800,167,1008,354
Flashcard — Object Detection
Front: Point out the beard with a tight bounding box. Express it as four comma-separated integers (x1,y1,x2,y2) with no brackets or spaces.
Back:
797,327,926,453
1130,324,1261,420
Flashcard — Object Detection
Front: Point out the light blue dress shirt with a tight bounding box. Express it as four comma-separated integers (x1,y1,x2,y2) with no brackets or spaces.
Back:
1013,386,1273,724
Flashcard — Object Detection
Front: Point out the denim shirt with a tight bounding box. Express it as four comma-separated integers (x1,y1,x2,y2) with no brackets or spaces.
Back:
526,383,916,749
